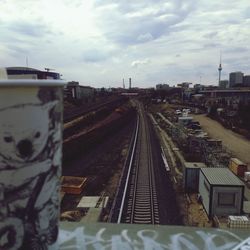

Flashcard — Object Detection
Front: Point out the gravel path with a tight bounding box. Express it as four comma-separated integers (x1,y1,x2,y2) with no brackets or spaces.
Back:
193,114,250,166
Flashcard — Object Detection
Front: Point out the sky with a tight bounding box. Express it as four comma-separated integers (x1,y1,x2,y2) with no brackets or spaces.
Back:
1,0,250,88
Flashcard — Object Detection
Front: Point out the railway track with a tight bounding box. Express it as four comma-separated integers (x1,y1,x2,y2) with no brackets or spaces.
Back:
64,96,126,122
119,102,160,224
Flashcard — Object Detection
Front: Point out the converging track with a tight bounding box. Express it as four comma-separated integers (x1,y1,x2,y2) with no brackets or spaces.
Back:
119,101,159,224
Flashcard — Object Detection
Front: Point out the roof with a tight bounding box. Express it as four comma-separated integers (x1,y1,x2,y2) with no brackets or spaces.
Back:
185,162,206,169
200,89,250,93
201,167,244,186
231,157,245,165
6,66,39,71
178,116,193,120
77,196,109,208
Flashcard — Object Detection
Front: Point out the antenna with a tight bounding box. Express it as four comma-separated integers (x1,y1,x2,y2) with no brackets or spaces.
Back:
44,68,55,72
26,56,29,68
218,51,222,85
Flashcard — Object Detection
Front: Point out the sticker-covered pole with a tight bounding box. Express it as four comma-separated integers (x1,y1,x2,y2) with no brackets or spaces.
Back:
0,79,65,250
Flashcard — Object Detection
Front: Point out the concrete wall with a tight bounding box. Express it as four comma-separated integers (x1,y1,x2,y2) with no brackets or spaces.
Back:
8,74,38,79
75,86,94,99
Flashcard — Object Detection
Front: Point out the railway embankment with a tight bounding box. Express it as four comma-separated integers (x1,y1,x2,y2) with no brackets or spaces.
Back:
61,100,137,221
63,104,136,163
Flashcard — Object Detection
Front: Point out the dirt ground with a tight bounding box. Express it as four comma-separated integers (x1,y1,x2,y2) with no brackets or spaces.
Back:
186,194,212,227
192,114,250,166
61,120,134,220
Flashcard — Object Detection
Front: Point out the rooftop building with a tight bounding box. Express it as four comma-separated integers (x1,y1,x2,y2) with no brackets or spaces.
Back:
6,66,61,80
243,75,250,87
229,71,244,87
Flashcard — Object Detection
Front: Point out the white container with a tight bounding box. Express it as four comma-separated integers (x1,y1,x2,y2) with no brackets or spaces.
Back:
228,215,250,229
0,79,65,249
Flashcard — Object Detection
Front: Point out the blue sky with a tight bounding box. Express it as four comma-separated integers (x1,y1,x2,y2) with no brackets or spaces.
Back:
1,0,250,88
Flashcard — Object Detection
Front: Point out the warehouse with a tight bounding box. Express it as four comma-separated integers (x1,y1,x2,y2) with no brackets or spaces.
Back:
64,81,95,102
199,168,244,218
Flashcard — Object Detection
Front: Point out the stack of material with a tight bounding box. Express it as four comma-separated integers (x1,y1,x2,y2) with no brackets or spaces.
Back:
61,176,87,194
227,215,250,229
229,158,248,177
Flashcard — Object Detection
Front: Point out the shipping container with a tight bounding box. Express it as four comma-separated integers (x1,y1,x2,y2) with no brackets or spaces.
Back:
183,162,206,193
199,168,244,218
229,158,247,177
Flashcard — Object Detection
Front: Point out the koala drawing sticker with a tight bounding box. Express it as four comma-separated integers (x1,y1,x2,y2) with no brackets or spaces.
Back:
0,88,62,250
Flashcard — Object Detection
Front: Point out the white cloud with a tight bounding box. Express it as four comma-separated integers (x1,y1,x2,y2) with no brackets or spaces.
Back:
137,33,153,42
131,59,151,68
0,0,250,87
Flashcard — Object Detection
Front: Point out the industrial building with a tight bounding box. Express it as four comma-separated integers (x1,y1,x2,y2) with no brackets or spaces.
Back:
199,168,244,218
156,84,170,90
64,81,95,102
200,89,250,107
177,82,192,89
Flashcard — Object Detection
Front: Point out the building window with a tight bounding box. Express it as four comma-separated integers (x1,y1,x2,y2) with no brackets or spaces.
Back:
218,193,235,207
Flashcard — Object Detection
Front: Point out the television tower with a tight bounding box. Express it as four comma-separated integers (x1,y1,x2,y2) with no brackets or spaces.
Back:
218,52,222,85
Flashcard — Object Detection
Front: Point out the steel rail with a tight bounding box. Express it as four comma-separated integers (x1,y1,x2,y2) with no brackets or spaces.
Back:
146,117,155,223
142,111,158,224
117,115,139,223
130,106,159,224
119,101,160,224
133,112,152,223
130,117,142,223
146,114,159,224
108,115,138,222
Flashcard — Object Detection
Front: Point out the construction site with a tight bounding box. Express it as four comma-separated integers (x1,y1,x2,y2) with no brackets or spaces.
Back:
59,94,250,229
149,102,250,228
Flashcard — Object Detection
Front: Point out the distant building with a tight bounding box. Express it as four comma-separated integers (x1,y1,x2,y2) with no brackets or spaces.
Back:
229,72,244,87
64,81,94,102
219,80,229,89
177,82,192,89
243,75,250,87
6,67,61,80
156,84,170,90
200,89,250,108
182,88,193,101
193,84,205,91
